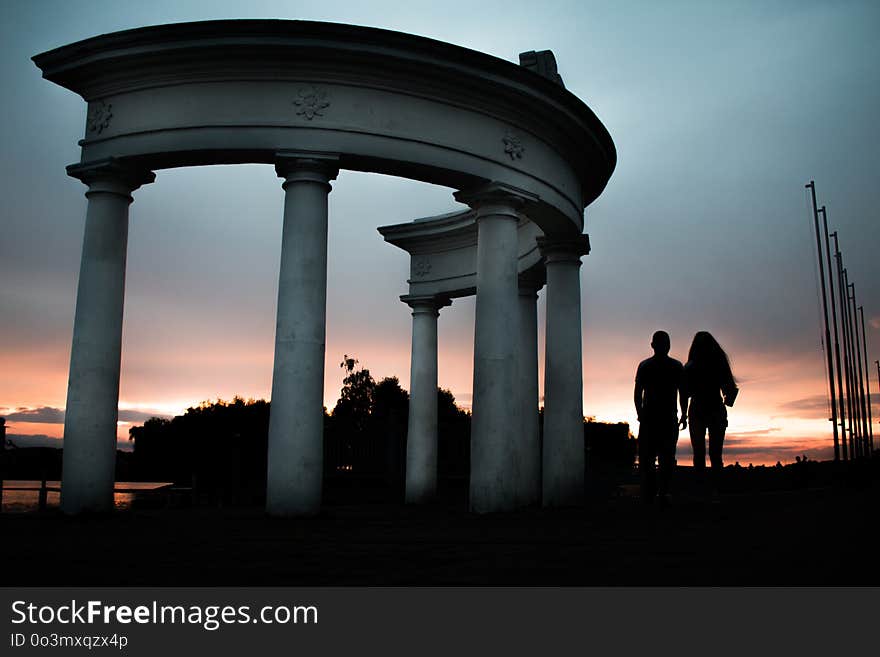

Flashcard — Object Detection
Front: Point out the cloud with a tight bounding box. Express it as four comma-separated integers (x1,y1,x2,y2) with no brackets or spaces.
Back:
679,431,835,465
776,395,832,418
727,427,782,437
678,428,837,465
777,393,879,420
5,433,134,452
5,406,64,423
719,442,833,463
5,433,62,449
3,407,170,424
118,409,171,423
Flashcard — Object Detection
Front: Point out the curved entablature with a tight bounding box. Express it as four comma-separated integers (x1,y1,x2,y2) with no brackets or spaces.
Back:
378,209,545,298
33,20,616,236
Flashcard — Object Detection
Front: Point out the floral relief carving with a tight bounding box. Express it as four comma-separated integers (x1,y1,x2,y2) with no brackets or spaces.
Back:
293,86,330,120
87,100,113,134
503,131,525,160
413,259,432,278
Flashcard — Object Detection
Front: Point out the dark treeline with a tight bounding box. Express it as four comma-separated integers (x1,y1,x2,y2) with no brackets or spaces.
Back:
0,447,136,482
129,397,270,504
127,356,635,505
128,357,471,505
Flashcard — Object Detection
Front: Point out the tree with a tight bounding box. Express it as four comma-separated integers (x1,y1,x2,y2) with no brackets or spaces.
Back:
438,387,467,423
371,377,409,486
130,397,270,504
373,376,409,420
332,355,376,434
437,387,471,477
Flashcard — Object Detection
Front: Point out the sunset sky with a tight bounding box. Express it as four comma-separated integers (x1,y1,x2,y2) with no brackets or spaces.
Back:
2,0,879,465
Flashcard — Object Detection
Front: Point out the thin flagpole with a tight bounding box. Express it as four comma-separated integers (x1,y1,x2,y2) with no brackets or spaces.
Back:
851,287,869,457
844,270,861,457
859,306,874,454
821,208,846,461
806,183,839,460
849,281,867,458
834,238,853,460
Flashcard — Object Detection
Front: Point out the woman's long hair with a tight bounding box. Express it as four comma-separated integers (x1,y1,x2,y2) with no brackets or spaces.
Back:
687,331,735,384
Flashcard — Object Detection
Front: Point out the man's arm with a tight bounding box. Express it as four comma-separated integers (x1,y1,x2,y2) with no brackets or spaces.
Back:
634,381,643,422
679,389,688,429
678,367,688,429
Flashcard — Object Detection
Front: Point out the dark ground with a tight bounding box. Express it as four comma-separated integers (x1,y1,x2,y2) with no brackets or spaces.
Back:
3,460,878,586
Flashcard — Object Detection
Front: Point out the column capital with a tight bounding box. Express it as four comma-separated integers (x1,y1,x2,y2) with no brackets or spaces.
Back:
538,234,590,264
401,294,452,316
454,182,538,220
67,158,155,197
275,151,339,187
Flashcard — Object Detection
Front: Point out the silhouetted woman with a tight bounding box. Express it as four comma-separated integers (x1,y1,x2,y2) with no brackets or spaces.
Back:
682,332,738,490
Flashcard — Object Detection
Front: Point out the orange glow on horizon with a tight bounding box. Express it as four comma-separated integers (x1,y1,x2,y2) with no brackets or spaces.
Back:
3,360,863,467
1,307,871,466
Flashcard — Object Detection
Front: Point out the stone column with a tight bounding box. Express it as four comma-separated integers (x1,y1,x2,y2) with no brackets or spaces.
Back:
517,273,542,507
266,152,338,517
402,294,451,504
539,235,590,507
61,159,155,515
455,183,536,513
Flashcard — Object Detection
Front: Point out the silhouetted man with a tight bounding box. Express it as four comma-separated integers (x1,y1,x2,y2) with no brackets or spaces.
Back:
634,331,686,506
